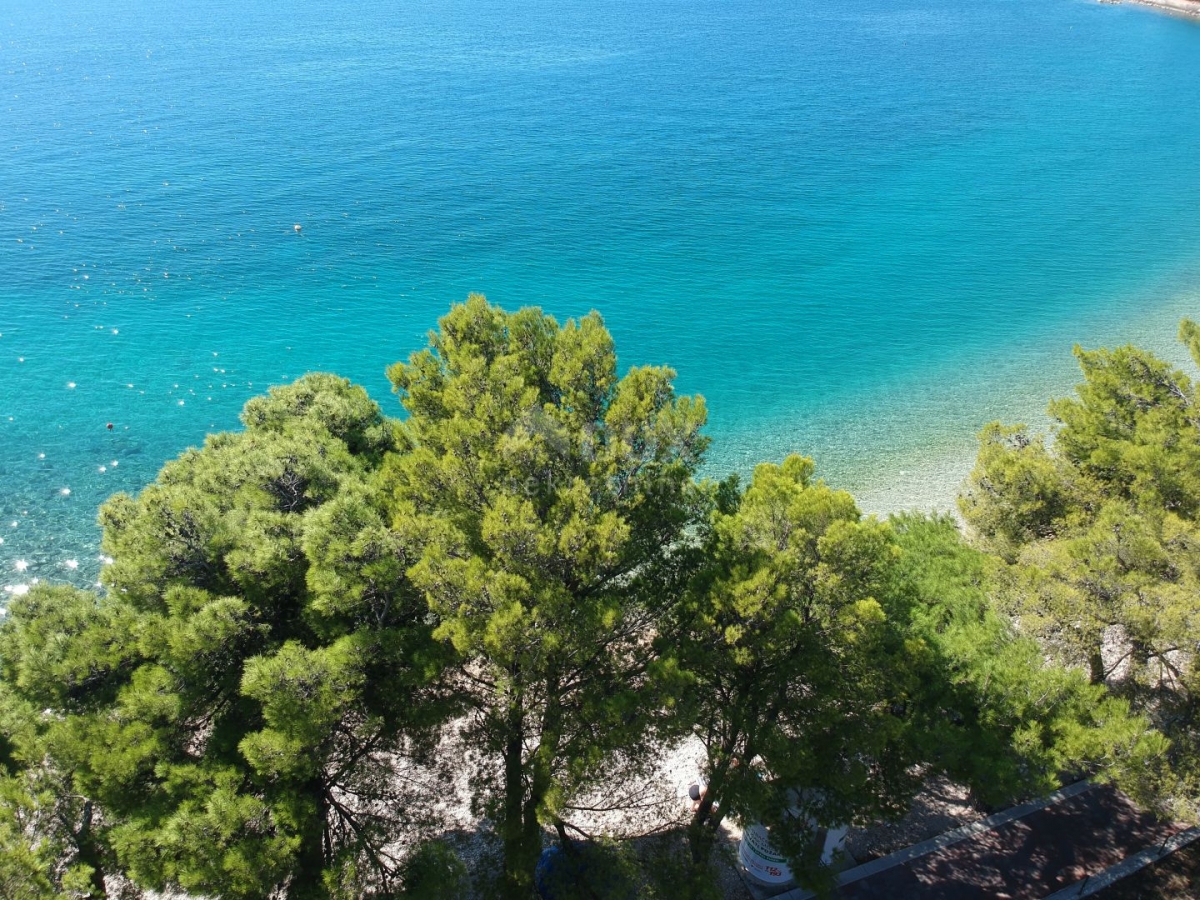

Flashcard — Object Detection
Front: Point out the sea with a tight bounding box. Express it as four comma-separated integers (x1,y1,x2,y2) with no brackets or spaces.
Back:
3,0,1200,593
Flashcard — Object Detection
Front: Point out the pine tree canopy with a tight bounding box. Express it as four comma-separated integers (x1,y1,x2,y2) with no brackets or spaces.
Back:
961,320,1200,821
0,299,1182,899
2,374,454,899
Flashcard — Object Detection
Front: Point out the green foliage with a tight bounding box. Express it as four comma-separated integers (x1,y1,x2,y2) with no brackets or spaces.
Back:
960,322,1200,819
891,515,1165,808
635,834,724,900
671,460,1161,889
2,298,1181,898
957,423,1084,558
670,456,923,880
385,294,709,897
533,842,641,900
399,840,468,899
0,769,85,900
1,374,452,899
0,587,127,899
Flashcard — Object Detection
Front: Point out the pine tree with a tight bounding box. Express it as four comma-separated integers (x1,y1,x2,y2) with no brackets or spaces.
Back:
1,374,454,899
384,295,708,897
960,320,1200,821
668,457,921,879
669,460,1161,889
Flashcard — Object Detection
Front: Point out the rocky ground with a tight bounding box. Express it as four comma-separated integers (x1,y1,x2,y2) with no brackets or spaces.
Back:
418,719,985,898
843,776,981,864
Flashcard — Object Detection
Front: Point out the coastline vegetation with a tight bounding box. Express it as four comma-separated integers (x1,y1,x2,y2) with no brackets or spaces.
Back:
0,295,1196,899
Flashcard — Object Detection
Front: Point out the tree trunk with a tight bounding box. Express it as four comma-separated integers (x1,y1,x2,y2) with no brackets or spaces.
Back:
554,817,574,855
521,743,552,874
502,688,533,900
287,783,329,900
690,719,759,867
519,684,562,894
74,800,109,899
688,756,730,865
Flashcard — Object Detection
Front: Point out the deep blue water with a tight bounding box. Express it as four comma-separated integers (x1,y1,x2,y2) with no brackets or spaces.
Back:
4,0,1200,592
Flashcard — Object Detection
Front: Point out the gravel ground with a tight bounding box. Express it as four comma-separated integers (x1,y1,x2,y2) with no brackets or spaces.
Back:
715,831,756,900
420,725,985,899
138,724,984,900
843,776,982,864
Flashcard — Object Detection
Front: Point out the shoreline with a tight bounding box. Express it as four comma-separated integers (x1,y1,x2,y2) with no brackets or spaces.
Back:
1110,0,1200,20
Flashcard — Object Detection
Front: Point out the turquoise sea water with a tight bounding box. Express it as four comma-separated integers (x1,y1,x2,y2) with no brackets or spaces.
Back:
3,0,1200,592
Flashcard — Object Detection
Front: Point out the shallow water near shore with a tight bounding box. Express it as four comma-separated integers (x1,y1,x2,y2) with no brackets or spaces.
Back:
3,0,1200,591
